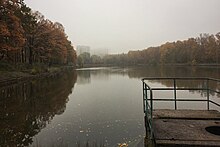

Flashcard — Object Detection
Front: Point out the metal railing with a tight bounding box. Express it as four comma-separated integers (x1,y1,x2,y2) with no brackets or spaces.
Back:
142,77,220,139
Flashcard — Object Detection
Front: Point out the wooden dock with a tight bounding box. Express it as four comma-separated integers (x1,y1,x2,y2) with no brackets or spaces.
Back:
152,109,220,147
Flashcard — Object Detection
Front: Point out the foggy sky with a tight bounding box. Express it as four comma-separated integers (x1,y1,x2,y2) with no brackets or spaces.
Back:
24,0,220,54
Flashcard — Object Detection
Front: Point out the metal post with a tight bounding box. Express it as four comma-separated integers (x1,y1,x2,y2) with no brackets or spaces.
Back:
207,79,210,110
143,81,145,113
174,79,177,110
150,90,153,139
146,85,148,114
145,115,148,137
143,81,149,139
150,90,153,118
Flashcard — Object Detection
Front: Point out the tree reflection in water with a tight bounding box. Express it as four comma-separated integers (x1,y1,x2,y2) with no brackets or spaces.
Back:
0,69,77,146
128,66,220,96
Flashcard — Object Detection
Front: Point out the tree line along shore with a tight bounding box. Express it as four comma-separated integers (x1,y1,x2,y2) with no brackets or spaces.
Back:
78,33,220,67
0,0,219,77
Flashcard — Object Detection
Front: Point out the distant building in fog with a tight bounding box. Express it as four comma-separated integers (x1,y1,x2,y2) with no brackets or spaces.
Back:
76,45,90,56
91,48,108,57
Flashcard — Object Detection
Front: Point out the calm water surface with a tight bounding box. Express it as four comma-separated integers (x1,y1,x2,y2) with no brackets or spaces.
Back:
0,66,219,146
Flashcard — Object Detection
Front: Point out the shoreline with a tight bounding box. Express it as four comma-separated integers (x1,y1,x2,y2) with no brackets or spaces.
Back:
76,63,220,69
0,66,75,87
1,64,219,87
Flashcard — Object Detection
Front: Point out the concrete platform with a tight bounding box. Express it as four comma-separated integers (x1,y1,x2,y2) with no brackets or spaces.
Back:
152,110,220,146
153,109,220,120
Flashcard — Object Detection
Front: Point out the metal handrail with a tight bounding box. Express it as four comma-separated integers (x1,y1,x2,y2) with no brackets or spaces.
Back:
142,77,220,140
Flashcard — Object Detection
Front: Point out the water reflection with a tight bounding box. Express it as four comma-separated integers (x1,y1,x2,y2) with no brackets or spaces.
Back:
77,66,220,94
76,68,111,85
128,66,220,96
77,70,91,84
0,69,77,146
0,66,219,146
128,66,220,79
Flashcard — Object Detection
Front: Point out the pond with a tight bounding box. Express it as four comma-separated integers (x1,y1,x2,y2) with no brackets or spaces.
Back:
0,66,219,146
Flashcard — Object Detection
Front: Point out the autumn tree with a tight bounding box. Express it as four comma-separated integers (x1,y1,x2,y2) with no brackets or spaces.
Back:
14,0,37,63
66,40,77,65
78,52,90,64
0,1,77,67
159,42,176,64
31,12,76,65
215,32,220,64
100,33,220,66
91,55,102,64
143,47,160,65
0,0,25,62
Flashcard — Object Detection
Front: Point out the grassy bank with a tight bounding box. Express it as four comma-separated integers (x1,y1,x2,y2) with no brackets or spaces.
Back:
0,63,75,87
